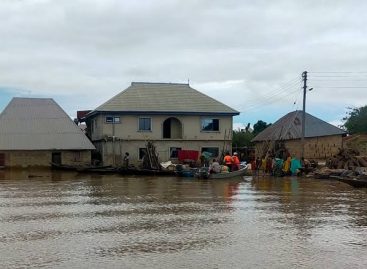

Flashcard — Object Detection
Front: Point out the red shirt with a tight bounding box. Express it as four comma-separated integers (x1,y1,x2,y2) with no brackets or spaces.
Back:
224,155,233,164
232,156,240,165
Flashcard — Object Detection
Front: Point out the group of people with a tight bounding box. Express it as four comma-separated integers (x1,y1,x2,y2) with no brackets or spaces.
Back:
251,154,304,177
209,151,241,174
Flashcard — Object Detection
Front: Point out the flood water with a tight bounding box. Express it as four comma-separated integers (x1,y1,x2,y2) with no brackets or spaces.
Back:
0,169,366,269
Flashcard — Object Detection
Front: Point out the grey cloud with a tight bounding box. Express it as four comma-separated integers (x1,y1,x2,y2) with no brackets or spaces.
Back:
0,0,366,122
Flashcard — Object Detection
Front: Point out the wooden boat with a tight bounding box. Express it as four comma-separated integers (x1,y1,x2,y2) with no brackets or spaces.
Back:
335,176,367,188
78,167,119,174
175,169,197,177
196,167,248,179
119,167,176,176
50,162,79,171
51,162,113,173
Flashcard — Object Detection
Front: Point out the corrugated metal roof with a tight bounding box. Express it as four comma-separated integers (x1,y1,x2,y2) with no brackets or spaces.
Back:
0,98,95,150
252,110,346,142
90,82,239,115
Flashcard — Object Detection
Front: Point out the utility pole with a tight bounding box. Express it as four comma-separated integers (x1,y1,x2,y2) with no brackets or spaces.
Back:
301,71,307,159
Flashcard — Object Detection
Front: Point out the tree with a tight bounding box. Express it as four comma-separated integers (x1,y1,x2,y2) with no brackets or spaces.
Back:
342,105,367,134
232,129,254,147
253,120,271,136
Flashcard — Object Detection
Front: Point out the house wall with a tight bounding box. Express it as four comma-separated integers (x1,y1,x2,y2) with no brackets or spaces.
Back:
0,150,91,167
94,140,228,167
88,114,233,141
254,135,343,160
87,114,234,166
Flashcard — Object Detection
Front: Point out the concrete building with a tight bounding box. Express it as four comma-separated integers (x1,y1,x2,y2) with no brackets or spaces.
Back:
0,98,95,168
84,82,239,166
252,111,346,160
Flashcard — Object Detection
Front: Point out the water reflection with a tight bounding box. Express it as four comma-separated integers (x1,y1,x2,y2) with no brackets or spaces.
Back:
0,169,366,268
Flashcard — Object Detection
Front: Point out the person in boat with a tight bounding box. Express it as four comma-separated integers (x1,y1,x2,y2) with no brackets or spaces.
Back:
223,152,233,172
232,152,240,171
221,165,229,173
200,153,210,167
123,152,130,168
209,159,221,174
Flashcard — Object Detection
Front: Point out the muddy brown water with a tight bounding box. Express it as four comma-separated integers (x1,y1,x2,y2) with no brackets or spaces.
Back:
0,169,366,269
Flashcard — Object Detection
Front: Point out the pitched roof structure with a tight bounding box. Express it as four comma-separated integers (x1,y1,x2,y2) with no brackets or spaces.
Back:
0,98,95,150
88,82,239,116
252,110,346,142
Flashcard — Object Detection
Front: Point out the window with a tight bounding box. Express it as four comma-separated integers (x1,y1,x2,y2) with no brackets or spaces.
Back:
73,152,81,162
139,148,147,160
139,117,151,131
201,147,219,158
201,118,219,131
105,116,120,124
170,147,182,158
90,118,97,133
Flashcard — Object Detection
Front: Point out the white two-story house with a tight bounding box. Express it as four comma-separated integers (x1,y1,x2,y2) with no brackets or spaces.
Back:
84,82,239,166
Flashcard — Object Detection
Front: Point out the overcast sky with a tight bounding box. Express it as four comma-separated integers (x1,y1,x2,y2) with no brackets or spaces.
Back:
1,0,366,129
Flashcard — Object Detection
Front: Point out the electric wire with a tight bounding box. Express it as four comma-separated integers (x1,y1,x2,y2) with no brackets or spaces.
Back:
243,79,302,112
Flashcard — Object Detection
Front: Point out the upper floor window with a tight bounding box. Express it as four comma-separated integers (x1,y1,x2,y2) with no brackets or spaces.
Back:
139,117,151,131
105,116,120,124
201,118,219,131
90,119,95,133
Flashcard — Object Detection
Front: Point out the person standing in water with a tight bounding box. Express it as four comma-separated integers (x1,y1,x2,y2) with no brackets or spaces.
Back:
123,152,130,168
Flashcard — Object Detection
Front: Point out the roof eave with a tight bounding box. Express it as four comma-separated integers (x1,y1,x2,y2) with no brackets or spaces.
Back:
86,110,239,118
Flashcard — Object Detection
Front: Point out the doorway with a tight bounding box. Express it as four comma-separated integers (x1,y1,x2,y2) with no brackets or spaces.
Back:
163,117,182,139
0,153,5,167
52,152,62,165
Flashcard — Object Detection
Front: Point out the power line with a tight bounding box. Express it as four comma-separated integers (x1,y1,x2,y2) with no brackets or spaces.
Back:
312,79,367,82
246,77,300,101
245,79,302,108
309,75,367,78
309,71,367,73
242,88,301,112
311,86,367,88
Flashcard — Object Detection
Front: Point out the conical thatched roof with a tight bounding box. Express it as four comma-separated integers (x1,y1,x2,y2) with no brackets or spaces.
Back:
252,110,346,142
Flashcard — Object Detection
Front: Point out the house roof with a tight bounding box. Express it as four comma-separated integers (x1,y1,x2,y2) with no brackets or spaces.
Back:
252,110,346,142
88,82,239,116
0,98,95,150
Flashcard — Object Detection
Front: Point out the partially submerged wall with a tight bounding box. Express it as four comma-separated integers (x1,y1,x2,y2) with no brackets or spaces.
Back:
254,135,343,160
0,150,91,168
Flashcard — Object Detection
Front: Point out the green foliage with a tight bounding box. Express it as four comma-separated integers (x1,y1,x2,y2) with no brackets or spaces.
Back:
342,105,367,134
232,129,255,147
253,120,271,136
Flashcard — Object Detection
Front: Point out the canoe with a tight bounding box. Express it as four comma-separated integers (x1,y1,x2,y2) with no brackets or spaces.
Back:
196,167,248,179
209,167,248,179
51,162,114,173
78,167,119,174
50,162,79,171
119,167,176,176
336,176,367,188
175,168,198,177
